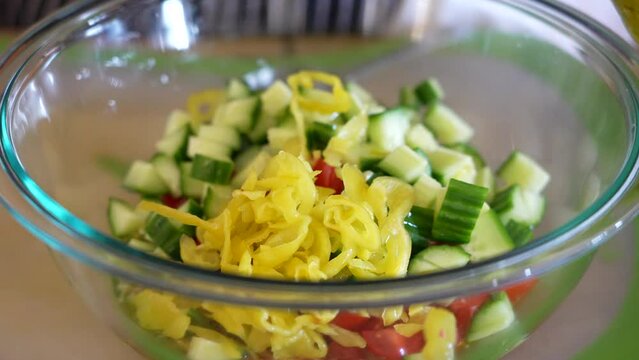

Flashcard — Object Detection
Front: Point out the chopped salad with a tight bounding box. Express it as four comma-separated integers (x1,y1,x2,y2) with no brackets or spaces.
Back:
109,70,550,360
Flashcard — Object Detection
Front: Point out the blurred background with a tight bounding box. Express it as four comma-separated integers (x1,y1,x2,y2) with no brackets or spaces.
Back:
0,1,636,360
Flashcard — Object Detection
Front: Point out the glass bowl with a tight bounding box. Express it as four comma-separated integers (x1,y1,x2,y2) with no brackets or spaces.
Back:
1,0,638,359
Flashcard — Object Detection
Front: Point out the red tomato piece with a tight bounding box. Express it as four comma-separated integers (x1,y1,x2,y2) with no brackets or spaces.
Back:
326,341,367,360
161,194,186,208
361,328,425,360
331,312,371,332
313,158,344,193
361,316,385,331
448,293,490,343
504,279,538,304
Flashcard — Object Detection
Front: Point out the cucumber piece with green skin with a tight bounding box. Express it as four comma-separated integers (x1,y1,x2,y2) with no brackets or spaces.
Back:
306,121,337,151
214,96,260,134
505,220,534,247
413,174,445,209
156,125,190,161
187,136,232,161
226,78,252,99
260,80,291,116
368,107,415,152
491,185,545,226
497,151,550,193
197,124,242,150
475,166,496,202
415,78,445,105
164,110,192,135
412,148,433,176
203,185,233,219
180,162,207,199
463,206,515,261
404,206,435,249
347,81,385,114
378,145,429,184
449,143,486,168
431,179,488,244
267,127,297,151
399,86,420,109
406,123,439,154
428,147,477,185
127,238,156,252
123,160,170,196
408,245,470,274
424,104,474,145
467,291,515,342
108,198,145,238
145,213,183,260
233,146,262,172
191,154,234,185
232,151,271,187
151,154,181,196
248,112,278,144
178,199,204,237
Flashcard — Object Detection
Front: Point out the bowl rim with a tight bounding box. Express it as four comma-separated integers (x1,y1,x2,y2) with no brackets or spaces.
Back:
1,0,639,308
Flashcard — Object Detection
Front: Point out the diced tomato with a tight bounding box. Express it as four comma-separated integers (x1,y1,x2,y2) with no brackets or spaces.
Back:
448,293,490,343
161,194,186,208
326,341,367,360
361,316,385,331
331,312,371,332
313,158,344,193
361,328,424,360
504,279,538,304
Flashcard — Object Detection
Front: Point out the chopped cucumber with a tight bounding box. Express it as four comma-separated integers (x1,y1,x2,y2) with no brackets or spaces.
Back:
203,185,233,219
399,86,419,109
347,82,384,114
260,80,291,116
191,154,234,185
248,112,278,143
234,146,262,172
306,122,337,151
123,161,170,196
156,125,190,161
415,78,445,105
413,175,445,209
424,104,473,145
187,337,229,360
428,147,476,185
178,199,203,237
463,207,515,261
145,213,183,260
504,220,534,247
267,127,297,151
151,154,181,196
405,123,439,153
368,107,414,152
164,110,192,135
408,245,470,274
226,78,251,99
497,151,550,193
378,145,429,184
180,162,207,199
214,96,260,134
197,125,241,150
449,143,485,168
467,292,515,342
404,206,435,249
432,179,488,244
108,198,145,238
187,136,231,161
491,185,545,226
127,238,156,252
475,166,496,202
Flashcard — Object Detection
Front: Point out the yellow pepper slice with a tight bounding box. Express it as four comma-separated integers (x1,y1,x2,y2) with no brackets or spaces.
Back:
422,307,457,360
186,89,226,126
287,71,351,114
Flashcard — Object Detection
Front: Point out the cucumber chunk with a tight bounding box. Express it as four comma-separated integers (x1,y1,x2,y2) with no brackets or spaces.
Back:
378,145,429,184
424,104,474,145
428,147,477,185
260,80,292,116
164,110,192,135
415,78,445,105
197,125,241,150
108,198,145,238
413,175,445,209
123,161,170,196
491,185,545,226
475,166,496,202
214,96,260,134
405,124,439,153
306,121,337,151
180,162,207,199
191,154,234,185
399,86,419,109
404,206,435,249
497,151,550,193
463,207,515,261
408,245,470,274
203,185,233,219
187,136,232,161
432,179,488,244
145,213,183,260
504,220,534,247
151,154,181,196
178,199,203,237
226,78,251,99
232,151,271,187
156,125,190,161
368,107,414,152
467,292,515,342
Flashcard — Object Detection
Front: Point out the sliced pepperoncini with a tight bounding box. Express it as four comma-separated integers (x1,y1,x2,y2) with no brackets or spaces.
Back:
287,71,351,114
186,89,226,127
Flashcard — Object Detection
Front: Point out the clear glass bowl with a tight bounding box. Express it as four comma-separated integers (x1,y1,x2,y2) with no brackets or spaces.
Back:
1,0,638,359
